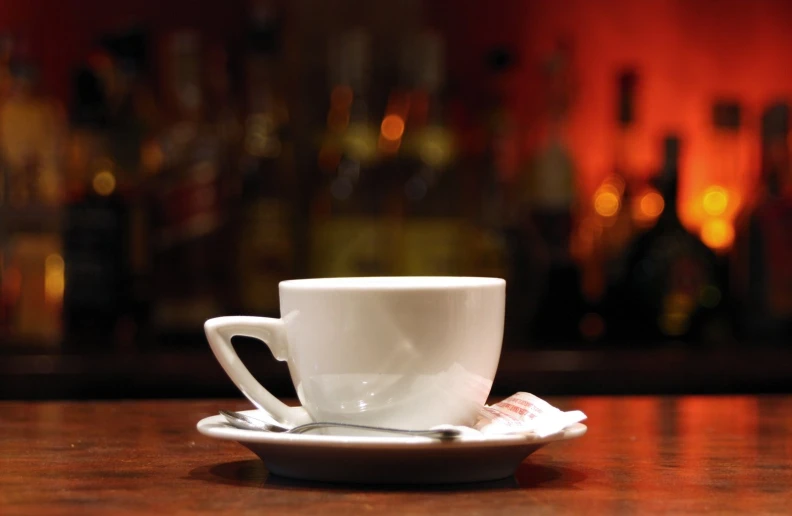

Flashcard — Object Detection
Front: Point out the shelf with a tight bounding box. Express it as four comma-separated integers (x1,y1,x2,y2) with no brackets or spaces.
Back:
2,347,791,400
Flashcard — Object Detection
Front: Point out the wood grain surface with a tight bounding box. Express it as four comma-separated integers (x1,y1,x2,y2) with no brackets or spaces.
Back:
1,396,791,515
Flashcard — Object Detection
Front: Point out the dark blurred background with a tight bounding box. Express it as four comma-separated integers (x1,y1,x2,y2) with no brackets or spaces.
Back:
1,0,791,399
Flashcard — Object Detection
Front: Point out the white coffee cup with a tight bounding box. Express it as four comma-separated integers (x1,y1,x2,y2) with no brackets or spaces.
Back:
205,276,505,429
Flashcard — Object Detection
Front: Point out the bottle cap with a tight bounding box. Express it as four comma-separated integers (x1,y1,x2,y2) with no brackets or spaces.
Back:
712,101,741,130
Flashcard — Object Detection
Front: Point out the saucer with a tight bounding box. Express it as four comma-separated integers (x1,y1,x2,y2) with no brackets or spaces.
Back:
196,410,587,484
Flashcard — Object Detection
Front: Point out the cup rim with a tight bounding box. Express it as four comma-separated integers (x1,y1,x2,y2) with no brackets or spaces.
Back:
280,276,505,290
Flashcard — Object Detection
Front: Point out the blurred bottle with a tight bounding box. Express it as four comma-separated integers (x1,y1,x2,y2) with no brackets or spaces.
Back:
0,60,62,207
61,155,129,350
375,30,413,270
600,70,642,281
579,69,643,342
0,246,8,338
311,29,387,277
467,46,531,348
522,41,582,345
0,32,13,206
113,30,160,347
104,29,158,348
732,102,792,343
610,135,726,345
236,1,294,315
0,50,65,347
398,32,461,275
468,47,514,281
62,41,137,351
699,101,742,254
150,31,227,336
1,234,63,346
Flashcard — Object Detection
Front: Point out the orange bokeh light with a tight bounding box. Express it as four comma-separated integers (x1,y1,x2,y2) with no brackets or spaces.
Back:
380,114,405,142
44,254,65,304
639,190,665,219
594,190,620,217
92,171,116,197
700,219,735,251
702,186,729,216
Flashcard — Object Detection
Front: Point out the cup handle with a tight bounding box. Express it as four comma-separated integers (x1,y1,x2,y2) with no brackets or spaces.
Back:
204,316,312,426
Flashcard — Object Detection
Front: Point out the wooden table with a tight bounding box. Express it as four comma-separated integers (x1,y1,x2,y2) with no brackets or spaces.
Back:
2,396,791,515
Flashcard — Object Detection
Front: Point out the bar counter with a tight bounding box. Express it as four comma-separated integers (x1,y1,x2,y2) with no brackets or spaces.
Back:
2,396,790,514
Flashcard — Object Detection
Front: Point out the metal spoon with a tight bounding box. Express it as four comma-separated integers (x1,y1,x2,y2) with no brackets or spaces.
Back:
219,410,462,439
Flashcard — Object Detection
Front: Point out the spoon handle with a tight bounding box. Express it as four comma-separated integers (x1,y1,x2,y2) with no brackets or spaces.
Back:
220,410,461,439
289,422,461,439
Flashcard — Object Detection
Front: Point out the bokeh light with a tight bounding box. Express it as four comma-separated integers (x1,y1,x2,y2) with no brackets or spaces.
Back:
380,114,405,142
594,190,620,217
700,218,735,250
640,191,665,218
702,186,729,216
44,254,65,304
92,171,116,197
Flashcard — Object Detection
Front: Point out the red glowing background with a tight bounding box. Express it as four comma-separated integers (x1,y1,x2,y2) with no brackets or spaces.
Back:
3,0,791,246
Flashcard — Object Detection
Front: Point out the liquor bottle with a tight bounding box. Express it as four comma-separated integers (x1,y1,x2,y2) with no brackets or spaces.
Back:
0,60,62,207
578,70,642,342
398,32,461,276
468,46,514,281
700,101,742,253
732,103,792,342
522,41,582,345
102,28,158,349
1,231,64,346
62,43,132,350
0,247,8,339
0,55,65,347
235,1,294,316
0,32,13,206
710,101,742,195
610,135,725,345
0,37,9,335
64,33,157,350
311,29,387,278
61,152,129,350
599,70,642,283
466,46,528,348
150,31,227,335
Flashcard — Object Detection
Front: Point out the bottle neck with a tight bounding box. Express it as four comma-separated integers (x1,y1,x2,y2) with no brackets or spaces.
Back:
613,122,636,177
762,138,789,197
658,173,681,225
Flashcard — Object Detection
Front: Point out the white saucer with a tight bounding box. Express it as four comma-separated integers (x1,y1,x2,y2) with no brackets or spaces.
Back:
197,410,587,484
